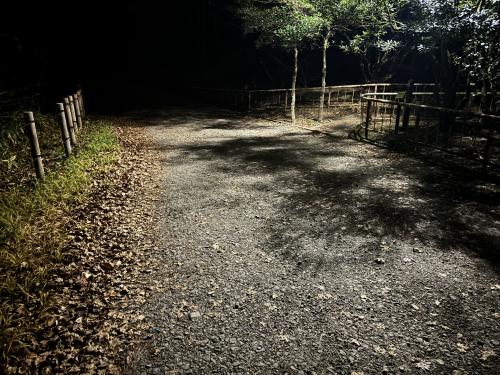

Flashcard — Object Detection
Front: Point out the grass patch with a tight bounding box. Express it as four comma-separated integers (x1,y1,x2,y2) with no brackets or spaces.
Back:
0,119,120,363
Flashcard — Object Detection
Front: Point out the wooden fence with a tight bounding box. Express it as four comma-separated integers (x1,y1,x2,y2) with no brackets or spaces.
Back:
21,90,86,181
198,83,495,121
197,83,499,172
361,91,500,172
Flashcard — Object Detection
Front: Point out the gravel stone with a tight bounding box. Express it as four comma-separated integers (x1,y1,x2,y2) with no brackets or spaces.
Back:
128,109,500,374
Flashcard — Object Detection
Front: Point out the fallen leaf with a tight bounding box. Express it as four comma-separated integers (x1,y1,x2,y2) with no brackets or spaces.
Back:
373,345,386,355
415,360,431,370
480,349,496,360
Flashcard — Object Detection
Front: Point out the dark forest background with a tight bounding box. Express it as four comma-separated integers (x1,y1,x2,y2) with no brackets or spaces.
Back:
0,0,431,112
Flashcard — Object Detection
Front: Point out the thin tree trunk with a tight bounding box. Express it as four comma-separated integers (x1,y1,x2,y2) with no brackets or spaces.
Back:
480,78,490,113
291,47,298,124
318,30,331,122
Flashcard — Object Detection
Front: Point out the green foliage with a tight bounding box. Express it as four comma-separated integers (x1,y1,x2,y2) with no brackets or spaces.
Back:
239,0,326,50
0,114,27,176
0,113,70,191
338,0,408,82
395,0,500,109
310,0,366,33
457,0,500,107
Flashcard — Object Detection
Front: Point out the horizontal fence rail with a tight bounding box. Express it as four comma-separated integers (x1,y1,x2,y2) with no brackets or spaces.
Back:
197,83,495,118
197,83,499,173
197,83,496,120
245,84,429,116
360,93,500,172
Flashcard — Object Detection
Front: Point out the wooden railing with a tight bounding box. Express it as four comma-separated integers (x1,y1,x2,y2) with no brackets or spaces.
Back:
360,92,500,172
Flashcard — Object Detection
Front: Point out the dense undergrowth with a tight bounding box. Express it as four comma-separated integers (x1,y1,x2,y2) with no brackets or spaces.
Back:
0,114,120,363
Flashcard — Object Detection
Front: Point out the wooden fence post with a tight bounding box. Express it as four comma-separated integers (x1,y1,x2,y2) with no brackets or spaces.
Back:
76,91,83,120
73,94,83,129
365,100,372,139
77,90,85,118
69,96,78,131
24,112,45,181
413,109,422,152
56,103,72,157
64,97,77,145
402,79,415,130
285,90,289,110
482,120,494,173
395,103,402,134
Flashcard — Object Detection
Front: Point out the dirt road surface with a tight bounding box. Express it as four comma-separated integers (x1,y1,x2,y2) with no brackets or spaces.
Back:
130,110,500,374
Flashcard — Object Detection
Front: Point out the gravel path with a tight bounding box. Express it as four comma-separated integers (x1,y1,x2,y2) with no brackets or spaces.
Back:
132,109,500,374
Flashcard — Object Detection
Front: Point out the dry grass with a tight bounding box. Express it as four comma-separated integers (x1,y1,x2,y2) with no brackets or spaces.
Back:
0,117,120,363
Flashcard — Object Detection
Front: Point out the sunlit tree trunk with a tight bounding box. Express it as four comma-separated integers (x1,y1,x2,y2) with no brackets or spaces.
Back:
291,47,298,124
318,30,331,122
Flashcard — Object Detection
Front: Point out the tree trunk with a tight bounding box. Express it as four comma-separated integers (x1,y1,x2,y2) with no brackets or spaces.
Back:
318,30,331,122
291,47,298,125
480,78,490,113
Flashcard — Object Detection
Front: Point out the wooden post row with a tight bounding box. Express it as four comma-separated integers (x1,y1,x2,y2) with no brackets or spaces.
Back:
24,112,45,181
21,91,85,182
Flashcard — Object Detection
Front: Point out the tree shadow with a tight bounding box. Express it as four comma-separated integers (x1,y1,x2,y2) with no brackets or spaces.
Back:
130,109,500,271
164,133,348,175
262,132,500,272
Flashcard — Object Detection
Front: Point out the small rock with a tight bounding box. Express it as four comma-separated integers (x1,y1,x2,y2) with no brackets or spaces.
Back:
188,311,201,319
375,258,385,264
